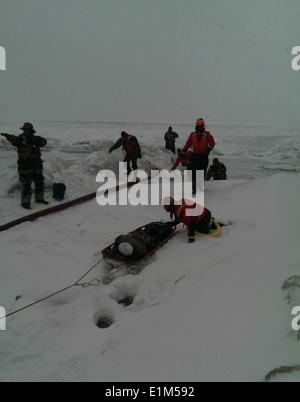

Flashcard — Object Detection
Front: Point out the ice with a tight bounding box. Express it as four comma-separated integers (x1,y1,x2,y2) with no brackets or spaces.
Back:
0,120,299,382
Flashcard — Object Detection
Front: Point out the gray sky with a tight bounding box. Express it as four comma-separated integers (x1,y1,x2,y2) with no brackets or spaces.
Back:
0,0,299,125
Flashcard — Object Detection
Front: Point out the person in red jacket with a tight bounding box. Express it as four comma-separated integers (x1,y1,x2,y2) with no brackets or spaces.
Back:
182,118,215,194
109,131,142,175
171,148,193,171
163,196,213,243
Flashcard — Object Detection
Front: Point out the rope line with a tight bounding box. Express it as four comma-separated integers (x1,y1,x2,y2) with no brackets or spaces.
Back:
4,284,76,319
1,257,104,320
0,175,158,320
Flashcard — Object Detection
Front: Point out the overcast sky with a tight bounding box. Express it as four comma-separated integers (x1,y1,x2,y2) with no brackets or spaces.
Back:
0,0,299,125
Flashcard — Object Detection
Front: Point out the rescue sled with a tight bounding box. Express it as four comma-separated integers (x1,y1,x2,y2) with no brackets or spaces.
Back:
102,221,177,267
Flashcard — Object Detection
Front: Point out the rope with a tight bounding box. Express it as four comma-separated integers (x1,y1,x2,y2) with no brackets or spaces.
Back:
0,175,158,319
1,256,104,320
4,284,76,319
75,258,104,284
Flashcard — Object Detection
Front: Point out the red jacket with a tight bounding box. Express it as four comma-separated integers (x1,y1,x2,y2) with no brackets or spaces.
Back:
183,131,215,154
170,198,208,233
173,149,193,169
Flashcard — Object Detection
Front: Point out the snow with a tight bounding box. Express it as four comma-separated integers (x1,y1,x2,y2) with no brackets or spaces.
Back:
0,121,300,382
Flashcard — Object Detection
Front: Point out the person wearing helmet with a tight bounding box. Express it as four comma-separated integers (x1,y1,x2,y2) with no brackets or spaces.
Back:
1,123,48,209
164,126,179,154
181,118,215,194
109,131,142,175
171,148,193,171
109,222,175,261
113,232,153,261
163,196,213,243
206,158,227,181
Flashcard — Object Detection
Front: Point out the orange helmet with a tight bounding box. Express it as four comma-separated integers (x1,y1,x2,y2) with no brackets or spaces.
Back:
196,118,205,127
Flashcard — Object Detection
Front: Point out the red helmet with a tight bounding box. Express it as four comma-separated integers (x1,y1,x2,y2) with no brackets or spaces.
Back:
196,118,205,127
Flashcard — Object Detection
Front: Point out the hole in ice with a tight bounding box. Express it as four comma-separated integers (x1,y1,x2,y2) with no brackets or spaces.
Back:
117,296,134,307
95,316,114,329
94,309,114,329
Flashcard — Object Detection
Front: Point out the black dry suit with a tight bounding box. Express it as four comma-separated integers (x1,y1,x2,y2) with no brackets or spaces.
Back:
8,133,47,207
109,222,175,261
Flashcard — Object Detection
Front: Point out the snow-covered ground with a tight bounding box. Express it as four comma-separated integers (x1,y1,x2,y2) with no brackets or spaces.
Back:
0,120,300,382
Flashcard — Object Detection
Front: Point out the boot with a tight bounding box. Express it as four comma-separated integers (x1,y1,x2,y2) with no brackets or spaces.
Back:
36,199,49,205
22,203,32,210
21,179,32,209
34,176,48,205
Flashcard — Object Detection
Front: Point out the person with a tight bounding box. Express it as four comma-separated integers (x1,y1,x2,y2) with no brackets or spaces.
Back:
109,131,142,175
171,148,193,171
113,231,155,261
108,222,175,261
206,158,227,181
164,127,179,154
1,122,48,210
163,196,213,243
181,118,215,194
